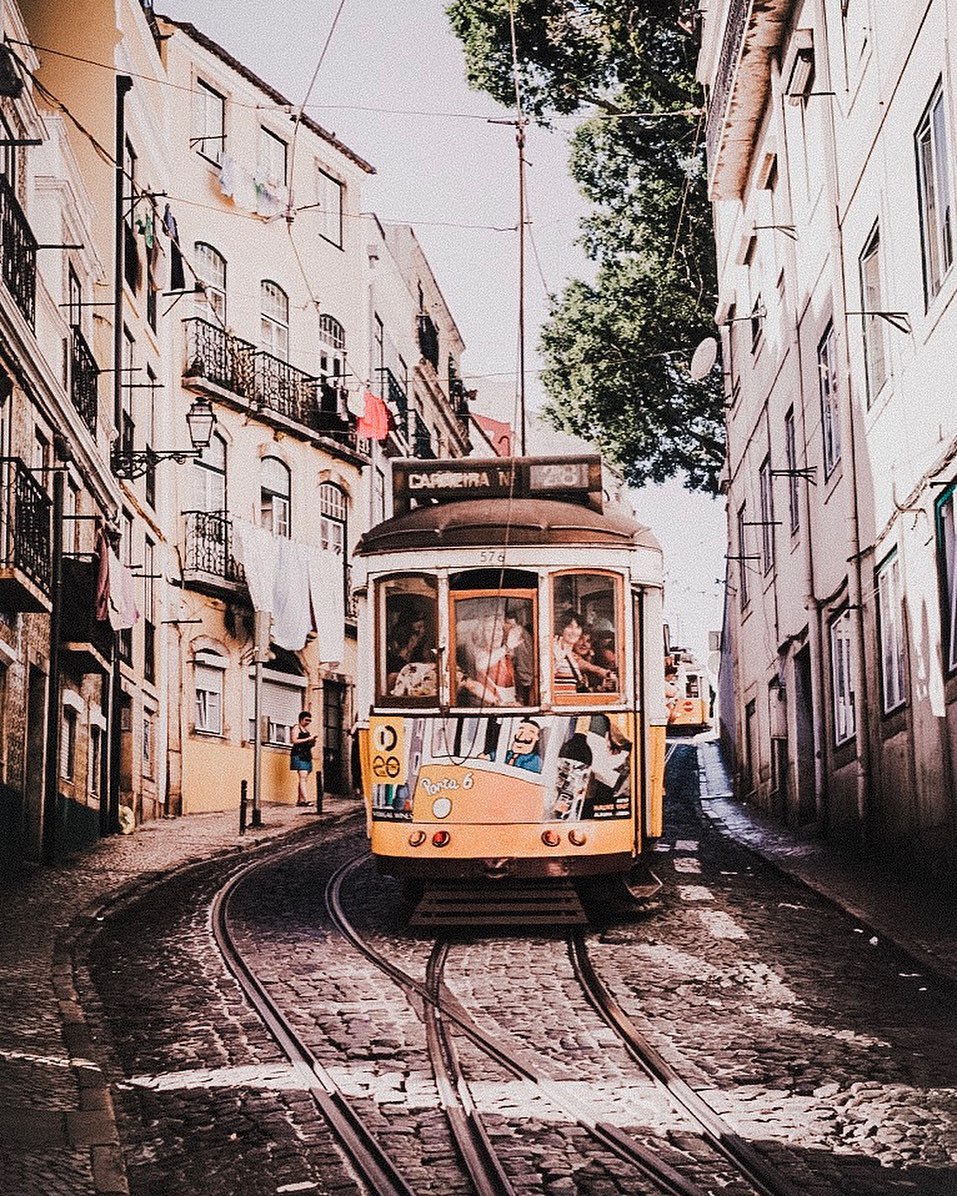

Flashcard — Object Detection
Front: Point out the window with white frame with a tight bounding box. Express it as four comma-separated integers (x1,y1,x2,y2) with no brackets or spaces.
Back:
260,456,290,538
830,607,856,745
936,482,957,674
758,456,775,574
192,79,225,164
194,243,226,324
194,651,225,735
191,433,226,513
818,323,841,476
248,671,305,745
784,407,800,533
60,701,78,781
859,225,887,404
318,314,345,382
320,481,348,607
315,167,343,248
257,127,287,188
916,83,953,303
877,550,906,713
260,281,289,361
737,503,750,608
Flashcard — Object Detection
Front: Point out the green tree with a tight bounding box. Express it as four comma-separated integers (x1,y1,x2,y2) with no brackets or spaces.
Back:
446,0,723,491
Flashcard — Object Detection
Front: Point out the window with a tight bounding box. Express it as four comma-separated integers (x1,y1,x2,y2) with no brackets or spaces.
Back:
378,575,439,702
144,538,156,685
67,265,82,328
750,293,763,352
859,225,887,403
315,167,343,247
784,407,800,533
758,456,775,574
260,281,289,361
876,550,906,713
89,723,101,796
60,705,77,781
194,243,226,324
123,139,140,292
248,670,306,745
937,483,957,674
258,128,287,188
260,456,290,537
916,83,953,302
830,607,856,744
143,712,154,778
192,433,226,512
194,651,225,735
453,586,536,709
318,314,345,381
737,503,750,607
192,79,225,164
550,572,622,702
121,326,135,457
818,323,841,476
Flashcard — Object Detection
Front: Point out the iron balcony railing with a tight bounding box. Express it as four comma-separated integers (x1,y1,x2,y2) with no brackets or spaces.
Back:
184,316,255,398
0,173,36,327
345,561,358,621
413,411,435,459
252,350,317,425
0,456,51,597
705,0,750,169
70,327,100,436
183,510,245,586
380,366,408,440
417,311,439,371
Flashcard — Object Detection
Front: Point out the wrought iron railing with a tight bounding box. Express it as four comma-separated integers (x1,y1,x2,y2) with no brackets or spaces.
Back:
253,350,316,424
417,311,439,371
413,411,435,458
706,0,750,168
345,562,358,621
70,327,99,436
0,174,36,327
183,317,255,398
183,509,245,585
380,366,408,440
0,456,51,596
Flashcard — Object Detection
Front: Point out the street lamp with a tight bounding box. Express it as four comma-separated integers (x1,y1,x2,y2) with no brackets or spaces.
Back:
112,396,217,479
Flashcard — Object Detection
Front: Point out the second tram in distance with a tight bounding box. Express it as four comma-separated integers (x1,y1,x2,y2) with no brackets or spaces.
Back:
352,455,668,881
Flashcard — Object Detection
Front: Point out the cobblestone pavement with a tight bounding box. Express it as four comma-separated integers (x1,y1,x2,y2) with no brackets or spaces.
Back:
0,798,356,1196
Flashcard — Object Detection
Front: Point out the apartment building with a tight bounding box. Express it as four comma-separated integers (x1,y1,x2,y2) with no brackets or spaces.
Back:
700,0,957,878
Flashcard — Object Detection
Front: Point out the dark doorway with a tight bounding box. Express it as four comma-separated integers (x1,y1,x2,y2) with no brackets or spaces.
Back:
23,664,46,862
322,680,346,795
794,646,817,824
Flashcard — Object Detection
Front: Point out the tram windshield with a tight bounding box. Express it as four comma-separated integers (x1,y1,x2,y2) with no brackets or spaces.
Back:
550,572,623,701
379,575,438,701
451,592,536,708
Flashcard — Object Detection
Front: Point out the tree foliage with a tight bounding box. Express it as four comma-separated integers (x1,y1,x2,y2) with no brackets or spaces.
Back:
446,0,723,491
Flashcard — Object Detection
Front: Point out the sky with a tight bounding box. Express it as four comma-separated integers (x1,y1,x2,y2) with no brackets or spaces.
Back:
158,0,726,661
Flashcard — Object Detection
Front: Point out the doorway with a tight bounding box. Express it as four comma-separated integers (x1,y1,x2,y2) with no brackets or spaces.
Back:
794,646,816,824
322,680,346,795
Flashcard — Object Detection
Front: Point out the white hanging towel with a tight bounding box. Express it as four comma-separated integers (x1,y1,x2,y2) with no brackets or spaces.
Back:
107,550,140,631
272,538,312,651
309,546,345,666
233,520,279,613
346,387,366,418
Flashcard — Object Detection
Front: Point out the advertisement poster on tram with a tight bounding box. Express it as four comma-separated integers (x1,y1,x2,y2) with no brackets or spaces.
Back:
368,713,632,823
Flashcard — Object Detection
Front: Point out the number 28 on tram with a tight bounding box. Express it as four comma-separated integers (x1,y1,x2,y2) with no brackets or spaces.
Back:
351,456,668,881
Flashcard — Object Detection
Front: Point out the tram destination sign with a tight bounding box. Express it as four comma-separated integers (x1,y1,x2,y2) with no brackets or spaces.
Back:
392,455,603,515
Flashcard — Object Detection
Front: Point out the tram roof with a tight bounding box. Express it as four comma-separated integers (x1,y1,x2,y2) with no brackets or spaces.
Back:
355,497,661,555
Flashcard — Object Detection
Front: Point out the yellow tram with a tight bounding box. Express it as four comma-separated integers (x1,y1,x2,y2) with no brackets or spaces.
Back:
352,456,668,880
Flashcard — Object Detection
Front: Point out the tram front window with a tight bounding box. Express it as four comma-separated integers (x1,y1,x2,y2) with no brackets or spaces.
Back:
379,575,438,701
452,593,535,708
551,572,623,700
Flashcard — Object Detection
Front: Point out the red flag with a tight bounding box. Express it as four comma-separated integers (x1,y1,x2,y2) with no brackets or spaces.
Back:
357,390,389,440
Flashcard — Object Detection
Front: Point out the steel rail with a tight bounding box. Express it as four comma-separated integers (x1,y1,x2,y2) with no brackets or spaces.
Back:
425,941,518,1196
209,849,416,1196
568,932,805,1196
327,853,709,1196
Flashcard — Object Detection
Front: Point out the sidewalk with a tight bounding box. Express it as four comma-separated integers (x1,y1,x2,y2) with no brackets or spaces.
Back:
694,738,957,988
0,795,358,1196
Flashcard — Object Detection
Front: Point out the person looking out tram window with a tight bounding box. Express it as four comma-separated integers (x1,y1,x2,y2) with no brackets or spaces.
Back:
553,609,588,694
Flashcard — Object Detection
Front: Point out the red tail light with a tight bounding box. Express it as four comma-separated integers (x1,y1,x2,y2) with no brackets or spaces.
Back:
432,830,451,848
541,828,561,847
568,828,588,847
408,831,426,847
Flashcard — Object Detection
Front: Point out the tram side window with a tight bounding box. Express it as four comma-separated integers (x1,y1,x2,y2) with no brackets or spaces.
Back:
379,575,438,701
451,593,536,708
550,573,623,700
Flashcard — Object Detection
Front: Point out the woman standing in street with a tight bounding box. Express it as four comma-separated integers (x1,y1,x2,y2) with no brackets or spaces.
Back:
290,710,318,806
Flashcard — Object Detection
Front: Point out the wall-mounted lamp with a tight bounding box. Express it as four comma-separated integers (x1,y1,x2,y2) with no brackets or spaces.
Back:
112,396,216,479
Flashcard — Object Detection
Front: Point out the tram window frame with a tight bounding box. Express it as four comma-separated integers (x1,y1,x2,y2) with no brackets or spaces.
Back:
376,574,439,706
449,586,538,711
549,570,625,705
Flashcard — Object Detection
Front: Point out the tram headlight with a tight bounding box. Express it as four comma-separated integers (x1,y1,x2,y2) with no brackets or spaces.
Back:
408,830,426,847
431,796,452,819
541,828,561,847
432,830,451,848
568,828,588,847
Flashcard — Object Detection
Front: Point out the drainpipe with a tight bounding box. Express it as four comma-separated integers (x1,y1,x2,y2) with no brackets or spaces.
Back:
41,469,64,863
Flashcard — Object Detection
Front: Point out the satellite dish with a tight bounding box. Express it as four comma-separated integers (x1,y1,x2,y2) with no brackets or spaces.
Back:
689,336,718,381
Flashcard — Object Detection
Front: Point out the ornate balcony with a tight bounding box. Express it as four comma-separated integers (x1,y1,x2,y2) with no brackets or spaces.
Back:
252,350,316,425
0,174,36,327
417,311,439,372
182,509,245,594
183,317,255,398
70,327,99,437
0,456,51,611
380,367,408,440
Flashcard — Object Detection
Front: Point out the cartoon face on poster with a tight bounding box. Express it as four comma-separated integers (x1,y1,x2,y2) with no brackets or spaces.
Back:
369,711,632,823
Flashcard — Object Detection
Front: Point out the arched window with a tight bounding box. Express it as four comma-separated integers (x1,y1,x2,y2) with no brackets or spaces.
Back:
318,313,345,381
319,482,347,555
191,432,226,512
261,281,289,360
260,456,290,537
194,243,226,323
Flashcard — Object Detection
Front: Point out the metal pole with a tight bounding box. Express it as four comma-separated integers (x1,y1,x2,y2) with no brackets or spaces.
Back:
41,471,64,863
516,119,527,456
252,609,268,828
239,778,247,835
315,768,323,816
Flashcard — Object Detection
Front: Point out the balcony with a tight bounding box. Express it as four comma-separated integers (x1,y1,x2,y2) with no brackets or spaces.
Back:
182,509,245,595
0,174,36,327
380,367,408,441
0,456,51,611
184,317,255,398
70,327,100,437
413,411,435,459
417,311,439,372
60,556,112,674
705,0,792,200
252,350,317,426
313,380,359,451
